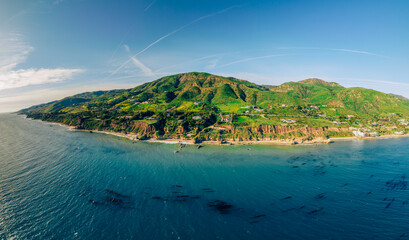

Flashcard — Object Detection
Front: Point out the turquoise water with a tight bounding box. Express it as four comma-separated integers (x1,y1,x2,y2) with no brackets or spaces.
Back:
1,113,409,239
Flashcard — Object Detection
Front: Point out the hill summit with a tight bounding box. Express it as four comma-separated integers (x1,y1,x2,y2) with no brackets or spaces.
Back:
298,78,344,88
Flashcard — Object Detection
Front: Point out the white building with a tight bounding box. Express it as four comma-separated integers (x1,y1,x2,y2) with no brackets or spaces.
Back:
353,130,366,137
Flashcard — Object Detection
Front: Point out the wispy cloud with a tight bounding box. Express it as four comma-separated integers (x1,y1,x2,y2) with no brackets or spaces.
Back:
0,34,83,90
123,44,130,52
123,44,155,77
130,57,155,77
206,58,219,70
331,48,386,57
336,77,409,88
4,10,27,25
0,34,33,72
144,0,157,12
154,53,227,73
107,4,244,78
278,47,387,58
217,54,298,68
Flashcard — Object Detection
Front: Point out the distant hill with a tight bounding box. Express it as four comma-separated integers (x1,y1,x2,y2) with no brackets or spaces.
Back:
389,93,409,101
20,72,409,142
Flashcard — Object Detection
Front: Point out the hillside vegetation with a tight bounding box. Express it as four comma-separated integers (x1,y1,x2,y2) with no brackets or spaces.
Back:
20,72,409,143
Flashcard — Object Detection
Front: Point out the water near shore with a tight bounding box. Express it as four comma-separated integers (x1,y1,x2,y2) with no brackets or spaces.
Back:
1,113,409,239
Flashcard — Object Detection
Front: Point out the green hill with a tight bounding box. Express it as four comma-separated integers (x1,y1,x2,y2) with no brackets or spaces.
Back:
20,72,409,142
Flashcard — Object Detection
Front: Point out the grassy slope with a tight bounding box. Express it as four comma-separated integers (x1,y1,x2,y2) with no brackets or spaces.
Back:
21,72,409,117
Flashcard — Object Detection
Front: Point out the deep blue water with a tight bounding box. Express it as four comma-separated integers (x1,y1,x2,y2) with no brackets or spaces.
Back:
1,113,409,239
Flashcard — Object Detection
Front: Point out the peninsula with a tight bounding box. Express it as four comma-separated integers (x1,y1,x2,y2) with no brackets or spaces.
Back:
19,72,409,145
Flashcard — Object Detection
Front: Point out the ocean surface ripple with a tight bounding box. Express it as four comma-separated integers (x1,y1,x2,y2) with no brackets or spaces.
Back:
1,113,409,239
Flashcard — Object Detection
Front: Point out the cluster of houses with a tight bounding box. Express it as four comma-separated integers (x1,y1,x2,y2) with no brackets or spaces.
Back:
129,100,153,105
333,121,348,125
241,105,265,113
352,130,380,137
281,104,327,109
241,105,265,115
398,119,408,125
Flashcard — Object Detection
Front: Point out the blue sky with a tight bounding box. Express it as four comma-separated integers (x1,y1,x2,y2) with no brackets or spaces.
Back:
1,0,409,112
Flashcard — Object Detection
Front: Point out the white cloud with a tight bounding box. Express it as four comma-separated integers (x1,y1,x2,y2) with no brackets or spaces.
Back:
0,68,83,90
0,34,83,90
123,44,130,53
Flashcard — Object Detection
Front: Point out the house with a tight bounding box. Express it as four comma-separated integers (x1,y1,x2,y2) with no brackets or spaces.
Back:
398,119,408,125
146,117,159,121
241,106,258,109
281,119,296,124
281,104,288,107
310,105,318,110
192,116,202,120
347,115,356,118
221,116,232,122
255,108,264,112
353,130,366,137
367,132,380,137
194,102,204,105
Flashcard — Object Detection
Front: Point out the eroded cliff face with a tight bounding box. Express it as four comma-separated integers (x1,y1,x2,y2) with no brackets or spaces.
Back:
59,115,351,141
75,120,157,136
192,125,351,142
227,125,348,135
128,121,156,135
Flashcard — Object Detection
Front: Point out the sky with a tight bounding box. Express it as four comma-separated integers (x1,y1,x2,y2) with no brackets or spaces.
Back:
1,0,409,112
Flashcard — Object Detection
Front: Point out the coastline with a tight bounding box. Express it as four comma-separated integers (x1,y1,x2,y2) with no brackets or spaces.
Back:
28,116,409,146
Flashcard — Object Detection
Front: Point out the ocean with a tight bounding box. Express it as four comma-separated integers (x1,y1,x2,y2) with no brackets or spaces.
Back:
1,113,409,239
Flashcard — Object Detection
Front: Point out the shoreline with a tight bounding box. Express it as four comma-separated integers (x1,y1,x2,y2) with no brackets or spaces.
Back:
28,117,409,146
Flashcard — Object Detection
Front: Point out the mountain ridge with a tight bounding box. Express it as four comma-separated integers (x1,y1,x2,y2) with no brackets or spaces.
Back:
20,72,409,143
